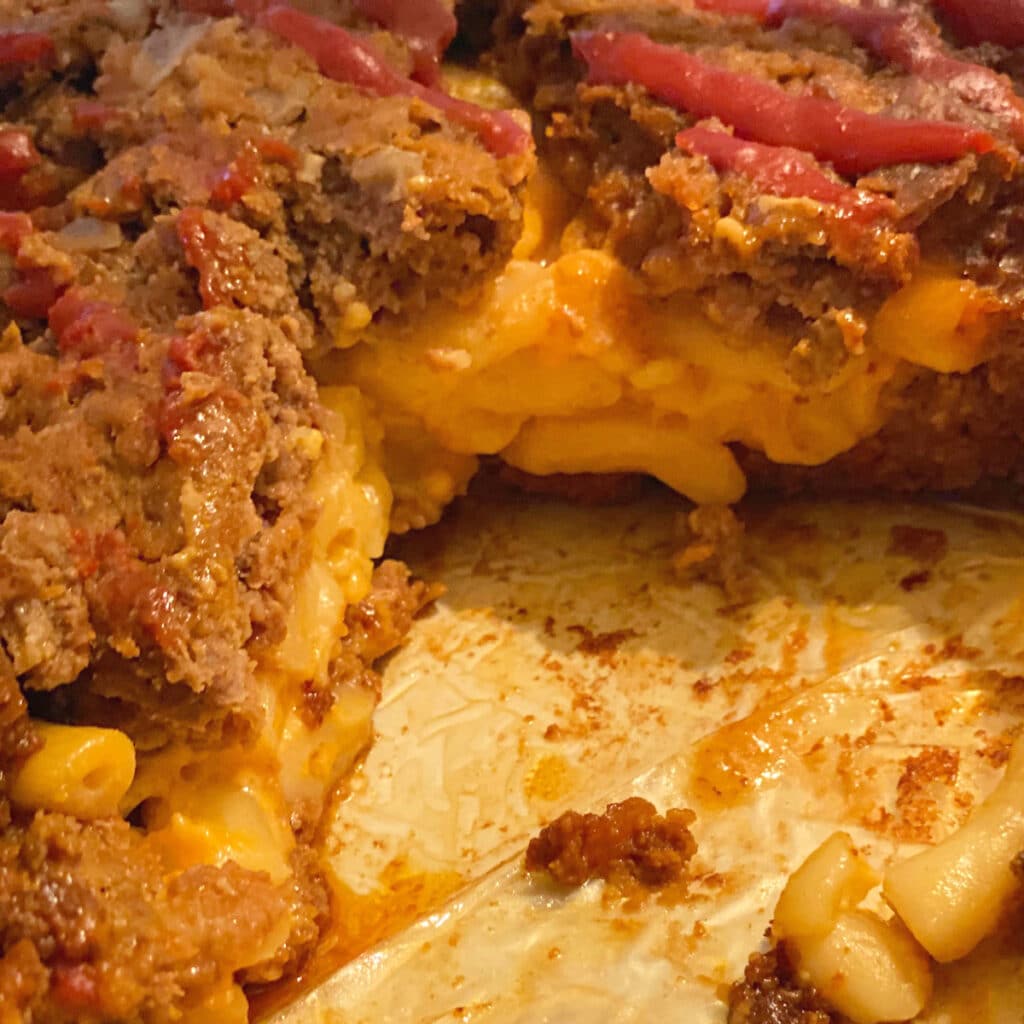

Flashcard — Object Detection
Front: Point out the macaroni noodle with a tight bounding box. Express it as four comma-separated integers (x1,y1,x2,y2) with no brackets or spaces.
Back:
10,722,136,819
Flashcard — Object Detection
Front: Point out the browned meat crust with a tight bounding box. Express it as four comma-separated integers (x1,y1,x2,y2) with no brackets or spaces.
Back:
0,210,320,743
492,1,1019,338
491,1,1024,497
525,796,697,889
0,812,325,1023
3,1,532,340
0,562,432,1022
727,945,839,1024
0,3,480,1018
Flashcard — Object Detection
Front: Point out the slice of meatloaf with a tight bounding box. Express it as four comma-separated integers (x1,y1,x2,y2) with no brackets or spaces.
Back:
0,564,432,1022
3,0,533,347
487,0,1024,496
0,1,492,1019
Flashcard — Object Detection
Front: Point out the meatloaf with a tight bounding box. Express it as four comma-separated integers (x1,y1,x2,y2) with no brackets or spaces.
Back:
328,0,1024,526
0,0,527,1019
493,0,1024,496
5,0,1024,1018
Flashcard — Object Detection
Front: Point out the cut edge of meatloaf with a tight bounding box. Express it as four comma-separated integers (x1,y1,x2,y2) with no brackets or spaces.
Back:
2,1,533,350
488,1,1024,380
0,3,478,1018
0,562,434,1023
467,0,1024,499
740,324,1024,498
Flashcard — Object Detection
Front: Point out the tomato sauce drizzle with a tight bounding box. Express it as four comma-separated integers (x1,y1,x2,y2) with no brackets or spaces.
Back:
179,0,529,157
572,30,996,176
677,126,896,220
257,5,529,157
351,0,456,86
696,0,1024,143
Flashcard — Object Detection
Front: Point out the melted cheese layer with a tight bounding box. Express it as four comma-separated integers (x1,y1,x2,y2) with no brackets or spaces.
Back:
127,390,391,881
326,201,996,508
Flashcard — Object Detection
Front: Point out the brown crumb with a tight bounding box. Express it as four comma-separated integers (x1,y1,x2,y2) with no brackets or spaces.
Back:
567,625,639,659
1012,851,1024,882
887,525,948,564
894,746,960,843
727,945,838,1024
899,569,931,592
524,797,697,890
672,505,753,602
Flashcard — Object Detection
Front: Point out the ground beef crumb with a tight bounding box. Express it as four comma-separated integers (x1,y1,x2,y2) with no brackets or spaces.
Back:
300,560,441,732
525,797,696,889
727,946,839,1024
672,505,753,602
0,811,317,1020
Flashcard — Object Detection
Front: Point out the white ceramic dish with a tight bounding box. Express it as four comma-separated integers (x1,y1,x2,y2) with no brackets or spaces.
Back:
271,492,1024,1023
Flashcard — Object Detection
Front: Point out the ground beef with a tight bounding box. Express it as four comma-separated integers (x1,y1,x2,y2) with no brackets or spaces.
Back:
728,945,839,1024
491,1,1022,386
525,796,697,889
0,656,39,783
3,2,532,344
300,559,441,731
741,336,1024,498
0,811,325,1023
0,557,433,1022
0,4,461,1019
672,504,752,602
487,1,1024,500
0,209,324,743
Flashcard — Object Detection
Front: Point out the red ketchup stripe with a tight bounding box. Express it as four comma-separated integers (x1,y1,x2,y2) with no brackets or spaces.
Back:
677,126,895,220
0,130,41,179
697,0,1024,144
3,268,62,319
0,30,55,68
351,0,456,86
572,31,996,175
694,0,770,14
932,0,1024,50
0,130,46,212
0,211,33,253
256,6,530,157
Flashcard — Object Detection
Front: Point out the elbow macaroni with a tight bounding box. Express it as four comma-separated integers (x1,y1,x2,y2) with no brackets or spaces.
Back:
274,386,390,684
774,832,932,1024
884,737,1024,962
10,722,136,819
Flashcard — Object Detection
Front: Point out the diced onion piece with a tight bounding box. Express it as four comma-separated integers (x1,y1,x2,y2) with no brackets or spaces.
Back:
774,831,880,939
884,738,1024,962
54,218,124,253
793,910,933,1024
132,20,213,91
